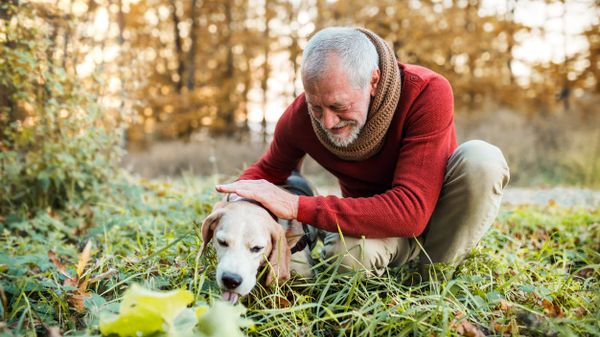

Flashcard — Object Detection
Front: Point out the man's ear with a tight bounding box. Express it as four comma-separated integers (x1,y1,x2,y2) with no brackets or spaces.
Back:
200,208,225,255
265,221,291,286
370,67,381,97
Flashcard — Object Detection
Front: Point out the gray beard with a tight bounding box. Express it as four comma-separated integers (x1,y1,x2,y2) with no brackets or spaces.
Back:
316,120,363,148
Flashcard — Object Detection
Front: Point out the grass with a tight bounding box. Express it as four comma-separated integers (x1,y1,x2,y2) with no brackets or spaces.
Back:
0,174,598,336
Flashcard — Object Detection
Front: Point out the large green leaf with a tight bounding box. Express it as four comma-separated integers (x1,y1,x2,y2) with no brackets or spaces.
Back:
99,284,195,337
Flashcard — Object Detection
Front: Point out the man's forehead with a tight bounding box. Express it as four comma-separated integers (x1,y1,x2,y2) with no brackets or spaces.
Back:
305,89,351,105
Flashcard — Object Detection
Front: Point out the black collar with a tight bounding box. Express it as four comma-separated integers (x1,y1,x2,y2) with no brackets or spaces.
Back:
290,228,311,254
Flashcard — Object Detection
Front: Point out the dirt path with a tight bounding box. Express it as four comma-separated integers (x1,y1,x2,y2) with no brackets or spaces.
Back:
502,187,600,208
316,185,600,209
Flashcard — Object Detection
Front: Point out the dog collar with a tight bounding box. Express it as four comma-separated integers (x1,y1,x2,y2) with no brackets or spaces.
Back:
290,230,310,254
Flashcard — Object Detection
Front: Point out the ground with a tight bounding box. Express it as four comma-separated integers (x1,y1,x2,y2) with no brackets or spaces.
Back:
0,177,598,336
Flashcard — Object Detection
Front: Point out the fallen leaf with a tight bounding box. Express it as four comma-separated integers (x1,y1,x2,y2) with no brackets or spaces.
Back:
76,240,92,278
575,267,594,278
491,320,512,335
450,313,485,337
68,292,90,313
48,250,71,279
542,298,563,318
573,306,587,317
530,229,549,249
498,299,512,312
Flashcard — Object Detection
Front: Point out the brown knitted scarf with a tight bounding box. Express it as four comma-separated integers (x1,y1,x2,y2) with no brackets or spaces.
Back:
309,28,402,161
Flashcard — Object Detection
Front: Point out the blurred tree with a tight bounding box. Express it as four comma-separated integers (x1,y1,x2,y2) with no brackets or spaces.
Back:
12,0,596,147
169,0,185,93
186,0,198,91
260,0,273,143
581,22,600,94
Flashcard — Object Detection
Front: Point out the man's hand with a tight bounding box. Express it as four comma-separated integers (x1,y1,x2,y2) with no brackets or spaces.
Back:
216,180,299,220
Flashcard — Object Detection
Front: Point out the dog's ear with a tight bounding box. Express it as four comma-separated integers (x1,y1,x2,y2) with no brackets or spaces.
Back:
265,221,291,286
200,208,225,255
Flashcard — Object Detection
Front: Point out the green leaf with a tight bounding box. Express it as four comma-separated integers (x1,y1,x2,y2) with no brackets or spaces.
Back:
486,291,504,302
519,284,536,293
38,173,50,193
99,284,194,337
168,308,198,337
196,301,253,337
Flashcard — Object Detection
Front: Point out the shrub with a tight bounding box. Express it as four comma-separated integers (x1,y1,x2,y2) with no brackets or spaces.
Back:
0,3,126,215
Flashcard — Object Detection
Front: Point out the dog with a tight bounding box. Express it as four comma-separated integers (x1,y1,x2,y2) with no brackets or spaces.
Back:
200,173,316,303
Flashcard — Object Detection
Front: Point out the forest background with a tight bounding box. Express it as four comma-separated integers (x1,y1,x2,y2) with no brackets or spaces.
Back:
3,0,599,188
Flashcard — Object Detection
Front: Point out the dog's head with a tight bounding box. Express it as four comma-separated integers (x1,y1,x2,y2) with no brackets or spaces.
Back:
200,200,301,303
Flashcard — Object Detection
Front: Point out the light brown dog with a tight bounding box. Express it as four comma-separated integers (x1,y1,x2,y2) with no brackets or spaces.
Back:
201,199,313,303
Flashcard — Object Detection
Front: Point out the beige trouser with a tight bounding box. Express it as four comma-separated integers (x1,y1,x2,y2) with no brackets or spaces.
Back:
320,140,510,275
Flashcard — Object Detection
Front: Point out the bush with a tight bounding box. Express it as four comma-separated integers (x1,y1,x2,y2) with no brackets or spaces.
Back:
0,3,126,215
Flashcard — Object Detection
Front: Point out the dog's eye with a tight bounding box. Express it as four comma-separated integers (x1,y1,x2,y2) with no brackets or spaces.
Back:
217,239,229,247
250,246,263,253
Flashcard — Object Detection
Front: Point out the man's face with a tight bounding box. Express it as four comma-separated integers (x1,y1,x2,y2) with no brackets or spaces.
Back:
304,58,375,147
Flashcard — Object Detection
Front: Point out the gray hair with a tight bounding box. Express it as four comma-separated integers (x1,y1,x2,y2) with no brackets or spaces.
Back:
301,27,379,90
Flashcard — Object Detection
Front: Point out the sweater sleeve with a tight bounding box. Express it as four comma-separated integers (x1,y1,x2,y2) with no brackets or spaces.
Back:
238,95,306,184
296,76,456,238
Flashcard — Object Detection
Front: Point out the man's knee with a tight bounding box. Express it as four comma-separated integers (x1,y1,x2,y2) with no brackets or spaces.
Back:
451,140,510,195
321,235,394,275
426,140,510,265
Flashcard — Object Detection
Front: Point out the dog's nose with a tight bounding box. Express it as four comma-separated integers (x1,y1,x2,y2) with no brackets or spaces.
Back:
221,272,243,289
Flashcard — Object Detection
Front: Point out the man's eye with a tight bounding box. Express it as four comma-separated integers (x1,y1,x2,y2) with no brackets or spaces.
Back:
217,239,229,247
309,106,322,117
250,246,263,253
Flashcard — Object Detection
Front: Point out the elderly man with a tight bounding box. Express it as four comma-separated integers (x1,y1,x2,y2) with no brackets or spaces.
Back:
216,27,510,276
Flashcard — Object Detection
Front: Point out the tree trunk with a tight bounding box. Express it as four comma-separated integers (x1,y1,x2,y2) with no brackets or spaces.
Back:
219,0,236,135
559,0,570,112
505,0,516,85
186,0,198,91
169,0,184,93
287,2,300,99
61,0,72,71
261,0,272,144
241,39,252,136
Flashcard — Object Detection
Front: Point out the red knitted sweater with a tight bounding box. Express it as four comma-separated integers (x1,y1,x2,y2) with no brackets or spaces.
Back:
239,64,457,238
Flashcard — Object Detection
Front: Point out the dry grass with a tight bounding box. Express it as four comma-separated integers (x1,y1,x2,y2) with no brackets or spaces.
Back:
123,110,600,187
456,109,600,187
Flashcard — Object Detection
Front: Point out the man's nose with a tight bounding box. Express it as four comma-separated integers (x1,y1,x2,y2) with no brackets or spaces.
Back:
322,109,340,129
